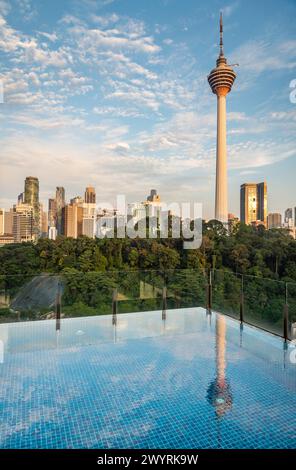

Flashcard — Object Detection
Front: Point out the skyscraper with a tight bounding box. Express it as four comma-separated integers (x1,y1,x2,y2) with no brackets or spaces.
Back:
55,187,65,235
84,186,96,204
48,198,57,228
64,198,83,238
12,203,34,242
256,182,267,226
284,208,293,227
208,13,236,224
240,182,267,226
147,189,160,203
0,209,4,235
285,208,293,221
4,210,13,235
267,213,282,229
24,176,40,238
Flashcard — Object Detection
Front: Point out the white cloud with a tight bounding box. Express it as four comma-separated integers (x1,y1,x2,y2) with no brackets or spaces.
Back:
37,31,58,42
229,38,296,91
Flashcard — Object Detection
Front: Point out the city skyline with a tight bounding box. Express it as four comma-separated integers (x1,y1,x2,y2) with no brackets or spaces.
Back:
0,0,296,217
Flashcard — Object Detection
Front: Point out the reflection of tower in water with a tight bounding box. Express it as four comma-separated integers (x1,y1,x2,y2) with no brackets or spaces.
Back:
207,315,232,418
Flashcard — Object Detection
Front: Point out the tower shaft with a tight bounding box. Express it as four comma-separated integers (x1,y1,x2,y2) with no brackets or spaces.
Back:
207,13,236,224
215,92,228,222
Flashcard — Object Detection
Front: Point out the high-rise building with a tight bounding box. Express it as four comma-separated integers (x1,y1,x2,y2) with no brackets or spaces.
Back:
24,176,40,238
17,193,24,204
82,204,96,238
147,189,160,203
41,210,48,236
48,198,57,228
12,203,34,243
256,182,267,226
208,13,236,224
63,199,83,238
240,182,267,226
84,186,96,204
267,213,282,229
284,208,293,228
81,187,96,237
0,209,4,235
56,187,65,235
285,208,293,221
4,210,13,235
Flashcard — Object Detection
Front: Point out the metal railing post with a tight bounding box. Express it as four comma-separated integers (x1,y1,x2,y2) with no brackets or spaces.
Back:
55,280,61,331
162,286,167,320
112,288,118,326
206,269,212,311
240,274,244,324
283,283,289,341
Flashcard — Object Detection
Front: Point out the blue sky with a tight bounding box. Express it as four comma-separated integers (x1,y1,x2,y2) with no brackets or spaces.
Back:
0,0,295,218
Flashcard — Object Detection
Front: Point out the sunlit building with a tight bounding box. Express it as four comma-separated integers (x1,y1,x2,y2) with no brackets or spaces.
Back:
240,182,267,226
63,198,83,238
12,203,34,243
84,186,96,204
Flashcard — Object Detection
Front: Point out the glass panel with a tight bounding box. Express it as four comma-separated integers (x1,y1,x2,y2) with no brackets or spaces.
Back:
61,271,115,317
243,275,285,336
211,269,241,319
288,282,296,341
0,273,59,323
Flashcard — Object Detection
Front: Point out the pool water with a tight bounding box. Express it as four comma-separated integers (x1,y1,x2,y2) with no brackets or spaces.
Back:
0,308,295,449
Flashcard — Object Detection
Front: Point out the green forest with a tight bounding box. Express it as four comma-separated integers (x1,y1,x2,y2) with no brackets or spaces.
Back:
0,221,296,335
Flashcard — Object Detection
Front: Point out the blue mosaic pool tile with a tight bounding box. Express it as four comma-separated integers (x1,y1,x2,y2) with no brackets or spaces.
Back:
0,308,295,449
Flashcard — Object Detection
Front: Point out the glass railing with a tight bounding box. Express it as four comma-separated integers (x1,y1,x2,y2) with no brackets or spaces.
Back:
288,281,296,341
0,269,295,341
0,269,208,323
211,269,296,341
211,270,242,320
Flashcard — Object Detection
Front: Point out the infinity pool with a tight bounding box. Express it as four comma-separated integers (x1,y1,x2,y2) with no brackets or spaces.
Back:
0,308,295,449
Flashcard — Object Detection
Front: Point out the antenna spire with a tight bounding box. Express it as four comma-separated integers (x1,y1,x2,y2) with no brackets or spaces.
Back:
219,11,224,56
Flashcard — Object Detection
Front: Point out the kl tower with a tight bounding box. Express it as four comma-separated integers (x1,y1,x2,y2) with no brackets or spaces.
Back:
208,13,237,224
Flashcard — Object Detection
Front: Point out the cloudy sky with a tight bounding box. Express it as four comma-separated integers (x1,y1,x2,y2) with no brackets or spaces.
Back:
0,0,295,218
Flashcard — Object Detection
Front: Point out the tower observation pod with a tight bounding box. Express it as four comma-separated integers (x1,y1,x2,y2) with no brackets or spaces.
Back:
208,13,237,224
